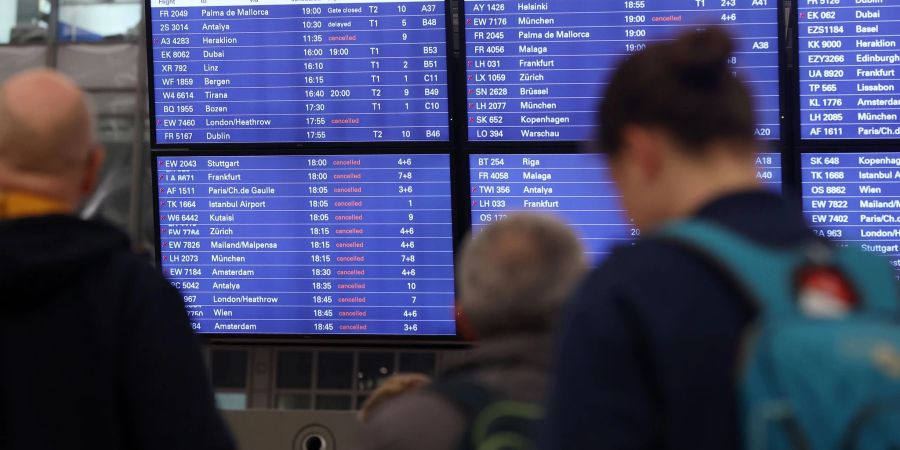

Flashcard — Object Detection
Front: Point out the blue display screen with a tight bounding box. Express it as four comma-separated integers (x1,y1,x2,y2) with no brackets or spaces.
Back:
463,1,781,142
470,152,782,264
148,0,450,145
157,153,456,335
801,152,900,279
798,1,900,140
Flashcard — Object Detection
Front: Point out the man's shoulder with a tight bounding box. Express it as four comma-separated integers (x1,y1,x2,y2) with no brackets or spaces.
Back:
63,221,178,308
360,389,465,450
81,240,158,290
372,388,461,419
65,219,163,283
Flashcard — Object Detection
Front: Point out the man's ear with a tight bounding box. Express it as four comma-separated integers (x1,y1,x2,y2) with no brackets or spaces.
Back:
80,144,106,197
620,126,663,182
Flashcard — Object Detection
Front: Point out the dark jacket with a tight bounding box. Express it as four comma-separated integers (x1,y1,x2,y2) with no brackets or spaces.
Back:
0,215,234,450
541,191,815,450
357,334,553,450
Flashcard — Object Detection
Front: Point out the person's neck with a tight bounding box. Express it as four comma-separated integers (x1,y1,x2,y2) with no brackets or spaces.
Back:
0,189,74,220
654,151,761,228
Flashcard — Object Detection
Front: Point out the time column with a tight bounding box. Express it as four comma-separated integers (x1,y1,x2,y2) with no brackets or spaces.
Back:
305,156,340,333
307,154,456,335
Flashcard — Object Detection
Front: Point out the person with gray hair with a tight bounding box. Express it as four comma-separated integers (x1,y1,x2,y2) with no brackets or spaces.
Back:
0,69,235,450
356,213,587,450
458,213,587,339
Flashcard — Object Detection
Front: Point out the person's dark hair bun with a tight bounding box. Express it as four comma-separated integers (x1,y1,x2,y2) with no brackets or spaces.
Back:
598,26,756,154
673,27,734,89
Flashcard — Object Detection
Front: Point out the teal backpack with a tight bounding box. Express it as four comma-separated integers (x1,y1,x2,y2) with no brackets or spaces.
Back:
660,220,900,450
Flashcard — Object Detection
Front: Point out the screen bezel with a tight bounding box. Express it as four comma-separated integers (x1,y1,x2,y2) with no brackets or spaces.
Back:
144,0,458,150
457,1,789,149
790,4,900,147
151,148,466,345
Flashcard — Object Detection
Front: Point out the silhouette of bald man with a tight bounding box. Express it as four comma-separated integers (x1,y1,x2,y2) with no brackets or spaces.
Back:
0,70,235,450
0,69,103,211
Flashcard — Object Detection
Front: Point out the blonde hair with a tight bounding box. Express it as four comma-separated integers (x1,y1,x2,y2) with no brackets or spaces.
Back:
358,373,432,423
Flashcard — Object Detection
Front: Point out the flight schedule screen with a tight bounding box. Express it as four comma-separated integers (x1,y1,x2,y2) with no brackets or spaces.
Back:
149,0,450,145
471,152,781,263
798,0,900,140
801,152,900,278
464,0,781,142
157,153,456,335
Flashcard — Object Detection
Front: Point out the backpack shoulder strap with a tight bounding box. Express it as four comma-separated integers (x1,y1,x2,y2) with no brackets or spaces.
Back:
656,219,808,318
829,246,900,316
657,219,900,317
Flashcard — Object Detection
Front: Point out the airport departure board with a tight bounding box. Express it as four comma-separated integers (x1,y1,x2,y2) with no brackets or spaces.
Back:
798,0,900,140
463,0,782,142
801,152,900,278
156,153,456,335
470,152,781,264
148,0,450,146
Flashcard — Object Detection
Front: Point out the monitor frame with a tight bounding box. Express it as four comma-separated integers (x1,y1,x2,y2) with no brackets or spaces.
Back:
151,148,466,345
457,1,789,149
144,0,459,150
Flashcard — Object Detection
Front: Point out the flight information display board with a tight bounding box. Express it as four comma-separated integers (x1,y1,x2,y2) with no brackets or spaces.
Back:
801,152,900,278
470,152,781,263
156,153,456,336
148,0,451,146
798,0,900,140
463,0,781,142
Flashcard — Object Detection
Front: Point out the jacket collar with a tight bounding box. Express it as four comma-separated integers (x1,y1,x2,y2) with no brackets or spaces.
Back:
0,190,72,220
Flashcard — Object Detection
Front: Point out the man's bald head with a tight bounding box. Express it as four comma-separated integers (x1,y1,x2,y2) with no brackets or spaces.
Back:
0,69,102,205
